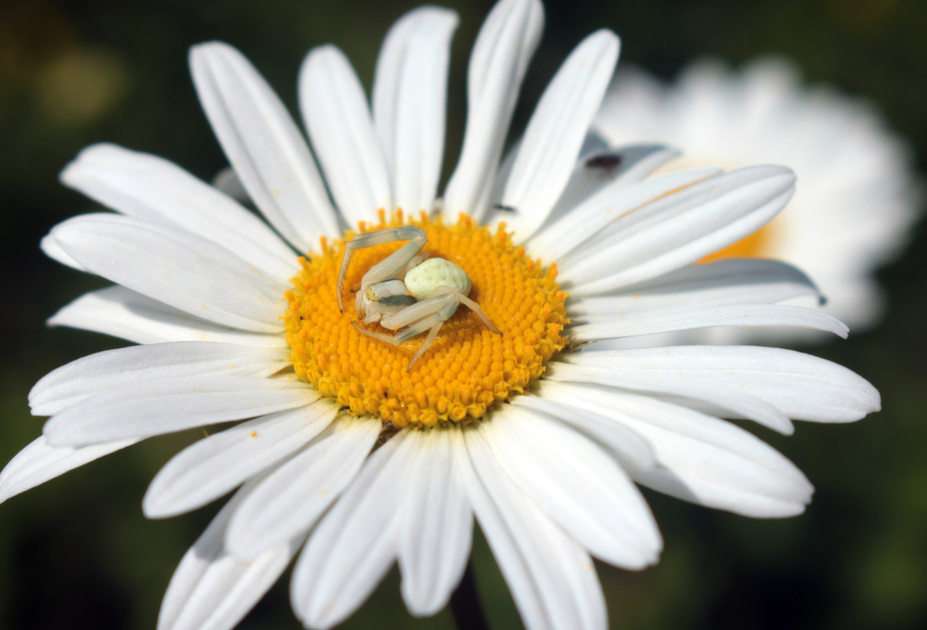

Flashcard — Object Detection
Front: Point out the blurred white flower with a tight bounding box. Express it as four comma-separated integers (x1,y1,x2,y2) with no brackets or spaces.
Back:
595,57,920,335
0,6,881,630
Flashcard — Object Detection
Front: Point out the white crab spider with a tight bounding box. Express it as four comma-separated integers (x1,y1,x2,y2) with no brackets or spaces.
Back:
337,226,500,369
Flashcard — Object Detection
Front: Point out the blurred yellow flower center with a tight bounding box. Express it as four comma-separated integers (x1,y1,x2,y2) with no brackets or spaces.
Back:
284,211,568,428
700,219,778,263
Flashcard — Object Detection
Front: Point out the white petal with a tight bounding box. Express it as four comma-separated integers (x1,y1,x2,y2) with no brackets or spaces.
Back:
0,435,137,505
60,144,297,280
443,0,544,219
43,376,317,447
398,429,473,616
502,30,619,240
300,46,391,225
158,482,300,630
485,138,521,218
41,232,85,270
528,167,719,262
29,342,288,416
564,345,881,424
190,42,339,250
537,381,814,517
583,143,681,186
571,304,848,340
373,7,458,213
460,426,607,630
548,357,794,434
480,406,660,569
144,402,338,519
291,429,414,629
49,286,286,347
211,166,249,203
512,394,657,472
561,166,797,295
567,258,823,316
540,144,679,233
52,214,286,333
226,416,380,558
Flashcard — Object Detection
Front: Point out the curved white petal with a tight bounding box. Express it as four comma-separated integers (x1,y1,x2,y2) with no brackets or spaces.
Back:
564,345,881,424
561,166,797,295
460,426,607,630
158,482,300,630
0,435,137,505
571,304,848,340
226,416,380,558
398,429,473,616
52,214,286,333
548,357,794,434
567,258,823,316
41,232,85,271
502,30,619,240
537,381,815,517
528,167,719,262
512,395,656,472
49,286,286,348
144,402,338,519
190,42,339,250
300,46,391,225
29,342,288,416
291,429,413,629
540,144,680,233
43,376,317,447
480,406,660,569
60,144,297,280
373,7,458,213
211,166,249,203
443,0,544,219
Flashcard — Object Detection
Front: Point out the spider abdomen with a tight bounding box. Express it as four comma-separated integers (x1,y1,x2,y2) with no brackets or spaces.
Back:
404,257,471,299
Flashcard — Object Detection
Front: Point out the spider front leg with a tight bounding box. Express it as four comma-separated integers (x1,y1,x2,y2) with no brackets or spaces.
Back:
353,294,459,370
336,226,425,312
455,293,501,334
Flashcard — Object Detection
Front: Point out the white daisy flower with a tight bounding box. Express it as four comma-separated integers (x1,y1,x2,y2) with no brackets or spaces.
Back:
593,57,919,335
1,2,881,630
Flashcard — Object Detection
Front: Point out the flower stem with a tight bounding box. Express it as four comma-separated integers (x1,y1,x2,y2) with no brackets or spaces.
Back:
450,560,490,630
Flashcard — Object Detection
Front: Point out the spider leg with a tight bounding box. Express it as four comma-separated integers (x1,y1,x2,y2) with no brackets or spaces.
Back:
408,321,444,370
361,235,426,291
456,293,501,334
361,298,414,324
352,321,403,345
337,227,425,312
354,296,458,369
354,312,443,371
403,253,428,274
380,293,457,330
397,300,459,370
364,279,411,302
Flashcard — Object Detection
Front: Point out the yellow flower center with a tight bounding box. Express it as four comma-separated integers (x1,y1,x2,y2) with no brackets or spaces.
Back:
284,211,569,429
700,218,779,263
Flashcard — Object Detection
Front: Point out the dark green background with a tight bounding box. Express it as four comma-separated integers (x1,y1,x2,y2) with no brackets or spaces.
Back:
1,0,925,628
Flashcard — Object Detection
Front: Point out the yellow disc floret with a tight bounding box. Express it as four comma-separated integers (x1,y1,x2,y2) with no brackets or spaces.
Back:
284,211,569,428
